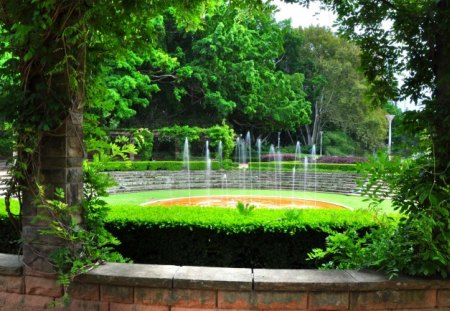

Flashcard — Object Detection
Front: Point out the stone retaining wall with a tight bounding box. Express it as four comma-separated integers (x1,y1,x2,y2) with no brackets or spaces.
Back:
1,253,449,311
107,170,361,195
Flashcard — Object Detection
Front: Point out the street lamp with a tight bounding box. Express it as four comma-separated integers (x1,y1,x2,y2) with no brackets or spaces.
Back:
319,131,324,156
385,114,395,157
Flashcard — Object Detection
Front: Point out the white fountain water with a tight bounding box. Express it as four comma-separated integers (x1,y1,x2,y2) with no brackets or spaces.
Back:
257,138,262,190
205,140,211,196
245,131,252,196
218,140,223,169
269,144,276,189
292,141,301,203
311,144,317,206
183,138,191,204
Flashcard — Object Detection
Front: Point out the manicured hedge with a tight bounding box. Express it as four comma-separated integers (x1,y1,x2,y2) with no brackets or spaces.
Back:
0,215,20,254
249,162,357,172
105,206,375,268
98,160,356,172
100,160,236,171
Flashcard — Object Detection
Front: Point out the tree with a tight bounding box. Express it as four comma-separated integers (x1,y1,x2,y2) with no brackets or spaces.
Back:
286,0,450,277
278,25,386,151
0,0,225,277
122,2,310,133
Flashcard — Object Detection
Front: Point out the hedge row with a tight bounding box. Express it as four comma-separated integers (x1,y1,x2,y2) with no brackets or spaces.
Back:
98,160,357,172
105,206,375,268
249,162,357,172
0,216,20,254
100,160,236,171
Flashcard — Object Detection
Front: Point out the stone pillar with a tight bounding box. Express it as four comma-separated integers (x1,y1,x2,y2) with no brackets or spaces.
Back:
21,109,83,292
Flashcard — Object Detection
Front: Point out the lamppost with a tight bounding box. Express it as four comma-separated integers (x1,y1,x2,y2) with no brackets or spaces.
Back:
319,131,323,156
385,114,395,157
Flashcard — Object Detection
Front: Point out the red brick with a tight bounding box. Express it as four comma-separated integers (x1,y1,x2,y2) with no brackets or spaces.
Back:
101,284,134,303
218,290,254,309
110,302,170,311
351,290,436,310
309,291,349,310
256,291,307,310
172,289,216,308
0,276,24,294
438,289,450,307
25,276,63,297
171,308,217,311
69,282,100,300
69,298,109,311
135,288,172,306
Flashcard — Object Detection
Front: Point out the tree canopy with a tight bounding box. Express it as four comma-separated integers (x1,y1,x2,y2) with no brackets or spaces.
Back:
278,25,387,151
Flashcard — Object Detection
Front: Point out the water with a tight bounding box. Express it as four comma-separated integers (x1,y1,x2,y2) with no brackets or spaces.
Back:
257,138,261,189
245,131,252,195
183,138,191,204
218,141,223,169
221,173,228,198
304,156,308,205
276,149,283,204
205,140,211,197
311,144,317,206
269,144,276,189
292,141,301,202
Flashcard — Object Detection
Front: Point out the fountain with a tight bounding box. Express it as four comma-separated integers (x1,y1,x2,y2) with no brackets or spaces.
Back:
145,132,347,210
182,138,191,204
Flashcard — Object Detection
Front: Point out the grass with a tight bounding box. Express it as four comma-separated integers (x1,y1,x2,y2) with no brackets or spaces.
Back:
1,189,396,230
103,188,394,212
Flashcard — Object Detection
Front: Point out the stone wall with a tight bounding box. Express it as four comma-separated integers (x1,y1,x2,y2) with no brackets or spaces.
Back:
1,253,449,311
107,170,361,195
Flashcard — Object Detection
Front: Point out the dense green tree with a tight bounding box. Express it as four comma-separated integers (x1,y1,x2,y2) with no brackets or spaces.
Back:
286,0,450,277
278,26,386,151
121,2,310,133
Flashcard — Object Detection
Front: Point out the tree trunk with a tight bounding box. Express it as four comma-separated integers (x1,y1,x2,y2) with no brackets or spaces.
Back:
21,109,84,275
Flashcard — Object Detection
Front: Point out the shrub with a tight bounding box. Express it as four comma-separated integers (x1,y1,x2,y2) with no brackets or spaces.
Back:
316,156,367,164
99,160,235,171
0,215,20,254
105,205,376,268
249,162,357,172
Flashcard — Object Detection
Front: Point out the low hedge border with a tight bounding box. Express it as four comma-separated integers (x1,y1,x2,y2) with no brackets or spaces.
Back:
98,161,357,172
105,206,376,268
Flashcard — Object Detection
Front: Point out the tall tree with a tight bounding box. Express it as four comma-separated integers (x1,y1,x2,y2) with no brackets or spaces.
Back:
0,0,222,275
123,2,311,133
279,25,386,150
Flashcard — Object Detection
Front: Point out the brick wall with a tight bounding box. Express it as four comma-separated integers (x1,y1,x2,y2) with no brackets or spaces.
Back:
1,253,449,311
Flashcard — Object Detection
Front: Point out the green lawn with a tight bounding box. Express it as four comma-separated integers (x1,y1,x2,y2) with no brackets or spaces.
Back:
103,188,394,212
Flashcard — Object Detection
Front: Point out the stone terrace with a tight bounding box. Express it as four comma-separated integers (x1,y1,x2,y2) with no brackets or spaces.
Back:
107,170,362,194
1,253,449,311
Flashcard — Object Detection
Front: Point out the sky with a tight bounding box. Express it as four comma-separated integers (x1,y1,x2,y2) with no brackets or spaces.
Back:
273,0,336,30
272,0,417,111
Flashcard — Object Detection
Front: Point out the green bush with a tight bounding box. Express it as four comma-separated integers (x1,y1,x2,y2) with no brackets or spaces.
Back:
100,160,236,171
133,128,154,160
105,205,375,268
249,162,357,172
0,215,20,254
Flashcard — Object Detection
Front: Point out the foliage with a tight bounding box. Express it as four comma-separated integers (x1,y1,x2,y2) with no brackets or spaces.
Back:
132,128,154,160
278,25,386,150
236,201,255,215
125,1,310,132
35,159,127,303
105,205,375,268
99,160,234,171
249,162,357,172
316,156,367,164
309,151,449,278
155,124,235,159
